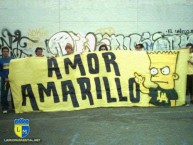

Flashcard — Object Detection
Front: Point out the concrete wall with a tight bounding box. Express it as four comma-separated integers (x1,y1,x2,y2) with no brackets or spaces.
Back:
0,0,193,56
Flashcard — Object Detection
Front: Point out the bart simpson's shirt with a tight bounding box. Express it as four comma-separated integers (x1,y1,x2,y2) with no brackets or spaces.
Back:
0,56,12,79
188,53,193,75
148,87,178,106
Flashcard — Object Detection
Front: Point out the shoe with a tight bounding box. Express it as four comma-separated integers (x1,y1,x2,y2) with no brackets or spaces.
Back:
3,110,7,114
186,103,190,107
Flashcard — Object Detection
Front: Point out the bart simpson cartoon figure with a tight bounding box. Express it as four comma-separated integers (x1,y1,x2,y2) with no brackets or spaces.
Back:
134,51,179,106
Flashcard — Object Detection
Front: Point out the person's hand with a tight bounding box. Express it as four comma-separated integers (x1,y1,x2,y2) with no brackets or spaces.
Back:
134,72,145,84
188,60,193,65
47,56,56,59
5,78,9,82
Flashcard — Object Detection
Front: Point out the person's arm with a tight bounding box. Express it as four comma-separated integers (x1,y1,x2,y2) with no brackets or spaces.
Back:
188,55,193,64
188,60,193,65
0,61,6,79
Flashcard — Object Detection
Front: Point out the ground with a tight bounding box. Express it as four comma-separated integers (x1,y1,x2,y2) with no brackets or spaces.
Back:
1,106,193,145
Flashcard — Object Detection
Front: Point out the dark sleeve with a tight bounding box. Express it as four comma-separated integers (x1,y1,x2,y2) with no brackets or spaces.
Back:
168,89,178,100
0,61,6,79
148,87,157,98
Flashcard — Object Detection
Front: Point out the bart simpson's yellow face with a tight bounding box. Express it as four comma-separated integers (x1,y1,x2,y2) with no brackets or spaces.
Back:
150,62,179,89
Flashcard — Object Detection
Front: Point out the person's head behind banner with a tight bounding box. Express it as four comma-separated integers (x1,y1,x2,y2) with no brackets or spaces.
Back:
35,47,44,57
99,44,108,51
1,46,10,58
186,43,193,53
135,43,144,51
65,43,74,55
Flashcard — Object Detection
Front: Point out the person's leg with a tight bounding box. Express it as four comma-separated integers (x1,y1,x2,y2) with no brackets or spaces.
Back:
189,75,193,104
1,80,9,112
10,90,14,109
186,75,190,96
186,75,191,105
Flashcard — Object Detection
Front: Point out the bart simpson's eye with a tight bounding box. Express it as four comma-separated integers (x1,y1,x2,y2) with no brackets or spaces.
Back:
161,66,170,75
150,68,158,75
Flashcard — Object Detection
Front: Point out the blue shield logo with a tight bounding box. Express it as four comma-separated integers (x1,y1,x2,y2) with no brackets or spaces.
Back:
14,118,30,138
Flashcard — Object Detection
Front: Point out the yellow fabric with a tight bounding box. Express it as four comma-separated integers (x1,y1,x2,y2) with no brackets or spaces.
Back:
9,50,189,113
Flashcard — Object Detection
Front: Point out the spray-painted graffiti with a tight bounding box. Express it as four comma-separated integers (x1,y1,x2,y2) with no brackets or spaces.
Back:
1,29,193,57
0,29,38,58
27,27,48,48
96,27,116,35
48,30,193,56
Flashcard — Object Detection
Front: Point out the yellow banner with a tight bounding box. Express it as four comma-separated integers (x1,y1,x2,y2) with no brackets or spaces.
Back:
9,49,189,113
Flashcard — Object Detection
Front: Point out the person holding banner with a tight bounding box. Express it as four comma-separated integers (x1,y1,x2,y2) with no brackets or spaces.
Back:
99,44,108,51
35,47,44,57
65,43,74,55
186,43,193,105
0,47,13,114
135,43,144,51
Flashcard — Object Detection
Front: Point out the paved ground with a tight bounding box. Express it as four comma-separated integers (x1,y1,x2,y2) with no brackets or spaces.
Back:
0,105,193,145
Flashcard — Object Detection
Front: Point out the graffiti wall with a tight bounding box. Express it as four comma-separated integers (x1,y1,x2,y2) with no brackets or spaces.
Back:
0,29,193,57
0,0,192,57
47,31,193,56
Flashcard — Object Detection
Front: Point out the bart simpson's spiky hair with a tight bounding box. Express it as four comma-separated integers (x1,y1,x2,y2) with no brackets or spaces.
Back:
147,51,179,71
147,51,179,55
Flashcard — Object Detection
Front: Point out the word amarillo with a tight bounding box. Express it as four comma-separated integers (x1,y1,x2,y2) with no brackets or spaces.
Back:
21,52,140,110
